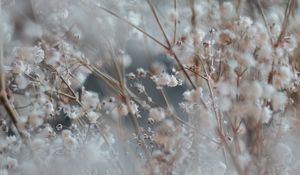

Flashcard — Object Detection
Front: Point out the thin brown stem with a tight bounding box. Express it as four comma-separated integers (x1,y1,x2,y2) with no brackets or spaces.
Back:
190,0,201,86
46,64,83,106
146,0,197,89
100,4,196,89
255,0,273,44
275,0,294,47
172,0,177,45
172,52,197,89
217,129,244,175
267,0,294,84
235,0,242,19
147,0,171,48
0,44,22,137
98,5,169,50
197,54,228,164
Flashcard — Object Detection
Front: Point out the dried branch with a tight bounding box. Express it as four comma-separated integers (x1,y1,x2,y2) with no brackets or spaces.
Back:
172,0,177,45
0,43,22,137
98,5,169,50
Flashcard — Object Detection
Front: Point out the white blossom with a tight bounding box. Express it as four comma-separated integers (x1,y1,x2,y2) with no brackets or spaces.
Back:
87,111,100,124
148,108,165,122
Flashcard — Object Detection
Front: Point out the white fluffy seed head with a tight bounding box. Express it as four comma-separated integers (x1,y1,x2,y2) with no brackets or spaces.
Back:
148,108,166,122
15,74,29,90
6,157,18,170
118,103,129,116
82,91,100,111
240,81,263,100
262,83,276,100
237,52,256,67
62,129,72,139
272,92,288,111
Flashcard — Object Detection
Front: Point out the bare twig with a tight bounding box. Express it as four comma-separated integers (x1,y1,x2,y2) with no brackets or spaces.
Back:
99,3,197,89
0,43,22,137
146,0,197,89
268,0,295,84
98,5,168,50
172,0,177,45
46,63,83,106
255,0,273,44
275,0,294,47
147,0,171,48
190,0,201,86
217,129,244,175
234,0,242,19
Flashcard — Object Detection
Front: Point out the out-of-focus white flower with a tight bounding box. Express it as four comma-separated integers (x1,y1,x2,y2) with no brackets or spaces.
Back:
283,35,297,52
87,111,100,124
69,110,79,119
41,125,54,138
217,82,235,97
15,74,29,90
221,2,236,20
238,16,253,30
217,30,235,46
134,83,145,93
278,66,293,80
6,157,18,170
128,11,141,26
148,108,165,122
240,81,263,100
62,129,72,139
28,112,44,129
136,68,147,77
257,43,273,61
24,22,43,39
45,101,54,115
118,53,132,68
168,75,178,87
152,73,179,88
118,103,129,116
33,46,45,64
262,107,272,124
183,87,203,102
237,52,256,67
31,138,46,152
262,83,276,100
219,96,232,112
11,60,27,74
127,72,136,79
227,59,238,70
45,49,60,65
63,136,78,149
272,92,288,111
82,90,99,111
129,101,139,115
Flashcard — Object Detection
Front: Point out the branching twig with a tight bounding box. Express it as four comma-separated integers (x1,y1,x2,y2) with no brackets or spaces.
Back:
255,0,273,44
99,3,197,89
275,0,294,47
147,0,171,48
268,0,295,84
97,5,168,50
217,129,244,175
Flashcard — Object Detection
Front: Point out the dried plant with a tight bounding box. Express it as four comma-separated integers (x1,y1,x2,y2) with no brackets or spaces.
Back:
0,0,300,175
